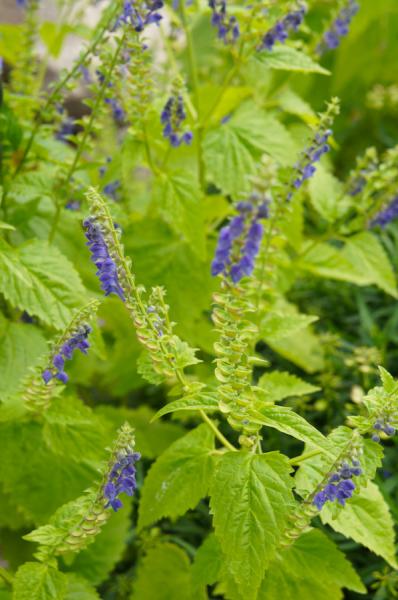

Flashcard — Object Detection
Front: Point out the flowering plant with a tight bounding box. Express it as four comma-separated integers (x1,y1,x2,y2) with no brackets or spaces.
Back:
0,1,398,599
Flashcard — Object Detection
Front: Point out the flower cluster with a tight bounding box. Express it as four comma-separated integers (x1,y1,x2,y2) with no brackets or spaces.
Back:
161,95,193,148
318,0,359,53
42,324,92,384
84,217,125,301
372,418,396,443
258,5,306,51
313,458,362,511
104,97,125,123
290,129,332,194
347,148,379,197
209,0,240,44
104,451,141,511
211,197,269,283
117,0,164,32
370,197,398,228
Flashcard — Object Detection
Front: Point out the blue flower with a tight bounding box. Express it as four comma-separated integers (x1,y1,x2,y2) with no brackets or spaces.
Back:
370,197,398,228
258,5,306,51
371,417,397,443
83,217,126,301
117,1,164,32
161,95,193,148
288,128,332,198
312,458,361,511
318,0,359,54
42,324,92,384
103,180,121,200
105,97,125,123
209,0,240,44
104,451,141,511
211,197,269,283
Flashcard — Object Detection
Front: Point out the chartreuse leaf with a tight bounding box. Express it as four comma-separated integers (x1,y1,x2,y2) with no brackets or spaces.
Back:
260,311,318,342
257,371,320,402
258,529,365,599
203,103,296,198
192,534,223,597
138,425,215,529
299,233,398,297
342,231,398,298
64,575,100,600
152,393,219,420
249,406,328,451
254,45,330,75
64,506,131,586
209,451,295,600
43,396,108,463
0,240,86,329
321,481,397,568
153,171,205,258
12,562,67,600
308,165,348,223
267,324,324,373
0,420,97,524
130,543,195,600
0,321,47,398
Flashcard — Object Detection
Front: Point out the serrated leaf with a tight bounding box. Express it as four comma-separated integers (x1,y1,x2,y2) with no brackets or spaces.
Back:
209,451,295,600
192,534,223,595
65,506,131,586
12,563,67,600
321,481,397,568
203,104,296,198
153,393,219,420
254,45,330,75
0,322,47,398
0,420,97,524
260,312,318,342
136,350,164,385
138,425,215,529
257,371,320,402
258,529,365,599
249,406,328,451
43,396,108,463
130,543,194,600
308,165,347,223
153,171,205,258
64,575,100,600
171,335,201,369
0,240,86,329
342,232,398,297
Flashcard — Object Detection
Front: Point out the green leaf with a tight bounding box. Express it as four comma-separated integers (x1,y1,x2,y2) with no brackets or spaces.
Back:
308,166,347,223
321,481,397,568
138,425,215,529
0,421,97,524
43,396,108,463
257,371,320,402
254,45,330,75
249,406,328,451
171,336,202,369
130,543,194,600
96,405,184,459
153,171,205,258
209,451,295,600
0,322,47,399
342,232,398,297
192,534,223,596
258,529,365,599
203,104,296,198
0,240,86,329
152,393,219,420
260,312,318,342
13,563,67,600
65,507,131,586
64,575,100,600
267,327,324,373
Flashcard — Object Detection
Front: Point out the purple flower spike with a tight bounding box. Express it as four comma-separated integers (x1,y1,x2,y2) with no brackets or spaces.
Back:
104,451,141,512
161,94,192,148
84,218,125,301
312,457,361,511
318,0,359,54
370,196,398,229
209,0,240,44
258,5,306,51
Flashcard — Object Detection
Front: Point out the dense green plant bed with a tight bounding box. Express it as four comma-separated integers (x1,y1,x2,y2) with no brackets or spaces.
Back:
0,0,398,598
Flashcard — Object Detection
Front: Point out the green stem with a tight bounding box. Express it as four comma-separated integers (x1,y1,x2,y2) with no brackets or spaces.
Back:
288,448,323,466
0,567,13,586
179,2,205,189
199,410,238,452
